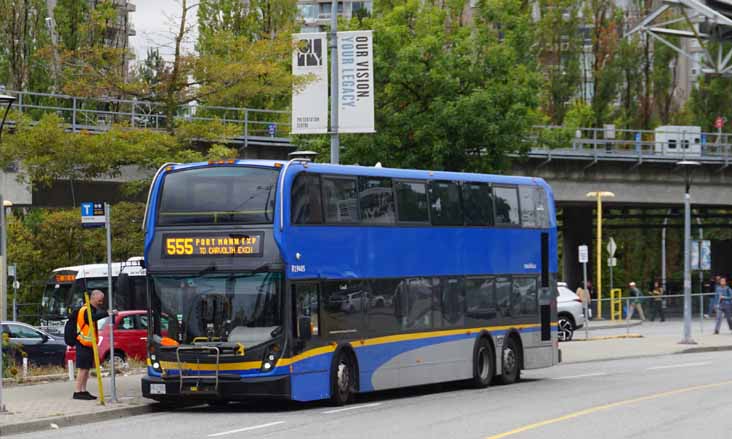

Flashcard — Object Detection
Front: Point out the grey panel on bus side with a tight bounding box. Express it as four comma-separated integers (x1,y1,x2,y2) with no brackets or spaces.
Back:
521,331,555,369
369,338,474,391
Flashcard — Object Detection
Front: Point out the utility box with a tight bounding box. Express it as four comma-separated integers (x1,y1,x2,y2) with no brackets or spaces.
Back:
654,125,702,156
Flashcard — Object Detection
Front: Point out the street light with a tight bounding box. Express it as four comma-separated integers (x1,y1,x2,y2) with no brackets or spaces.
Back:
2,200,12,321
586,191,615,319
678,160,701,345
0,92,15,414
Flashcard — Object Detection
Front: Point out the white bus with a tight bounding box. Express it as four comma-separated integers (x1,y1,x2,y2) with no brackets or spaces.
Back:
40,257,146,332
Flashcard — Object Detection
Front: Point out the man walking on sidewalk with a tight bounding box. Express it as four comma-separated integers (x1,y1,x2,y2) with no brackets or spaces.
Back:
73,290,115,400
714,277,732,334
626,281,646,322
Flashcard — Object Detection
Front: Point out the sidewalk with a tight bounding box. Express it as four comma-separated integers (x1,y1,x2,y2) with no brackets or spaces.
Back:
562,317,732,363
0,373,152,436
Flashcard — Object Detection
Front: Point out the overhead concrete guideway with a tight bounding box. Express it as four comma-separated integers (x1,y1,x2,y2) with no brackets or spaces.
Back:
511,145,732,295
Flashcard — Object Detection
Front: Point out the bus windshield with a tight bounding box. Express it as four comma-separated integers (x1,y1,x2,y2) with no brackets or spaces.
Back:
41,283,73,319
157,166,279,226
150,272,282,347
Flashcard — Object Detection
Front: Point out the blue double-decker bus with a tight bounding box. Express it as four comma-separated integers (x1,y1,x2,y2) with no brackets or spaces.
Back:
141,159,559,405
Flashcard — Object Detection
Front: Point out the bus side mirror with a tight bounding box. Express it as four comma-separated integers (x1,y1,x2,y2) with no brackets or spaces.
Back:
298,317,312,340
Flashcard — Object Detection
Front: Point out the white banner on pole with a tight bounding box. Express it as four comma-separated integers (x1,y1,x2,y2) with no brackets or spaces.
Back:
292,33,328,134
690,240,700,270
337,30,375,133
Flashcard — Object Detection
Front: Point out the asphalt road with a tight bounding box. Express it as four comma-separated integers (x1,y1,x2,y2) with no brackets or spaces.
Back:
16,350,732,439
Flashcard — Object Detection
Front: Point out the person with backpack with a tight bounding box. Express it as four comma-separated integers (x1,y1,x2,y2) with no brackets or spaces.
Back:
69,290,116,400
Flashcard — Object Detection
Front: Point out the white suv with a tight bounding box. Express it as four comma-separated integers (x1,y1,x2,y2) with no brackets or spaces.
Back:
557,282,585,341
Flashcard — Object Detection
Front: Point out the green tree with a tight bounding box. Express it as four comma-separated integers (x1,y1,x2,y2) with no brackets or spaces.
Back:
587,0,621,126
325,0,541,172
652,42,679,125
54,0,89,51
536,0,583,124
686,74,732,131
8,202,147,310
0,0,52,90
613,38,642,128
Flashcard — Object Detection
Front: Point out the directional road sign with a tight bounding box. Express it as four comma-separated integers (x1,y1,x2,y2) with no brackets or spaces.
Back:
607,237,617,258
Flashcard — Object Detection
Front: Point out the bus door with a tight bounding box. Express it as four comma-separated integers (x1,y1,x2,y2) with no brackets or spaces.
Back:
539,232,552,342
293,283,320,348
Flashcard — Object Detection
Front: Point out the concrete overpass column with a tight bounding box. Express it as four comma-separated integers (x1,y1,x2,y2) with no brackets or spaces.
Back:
561,206,594,291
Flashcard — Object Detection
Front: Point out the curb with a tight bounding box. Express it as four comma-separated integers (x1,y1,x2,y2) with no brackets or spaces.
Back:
680,345,732,355
561,343,732,365
573,334,644,341
586,321,643,331
0,403,153,436
5,369,147,387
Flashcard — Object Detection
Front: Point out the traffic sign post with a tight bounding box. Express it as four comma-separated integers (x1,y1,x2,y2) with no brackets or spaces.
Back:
579,245,589,339
578,245,589,264
268,123,276,137
8,264,16,321
715,116,724,129
104,203,117,402
80,202,117,402
607,237,617,295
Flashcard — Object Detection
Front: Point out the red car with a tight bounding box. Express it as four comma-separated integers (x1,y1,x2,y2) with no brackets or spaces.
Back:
65,310,150,368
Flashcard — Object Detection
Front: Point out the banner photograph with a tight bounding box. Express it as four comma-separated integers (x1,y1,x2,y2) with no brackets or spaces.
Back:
292,33,329,134
337,30,375,133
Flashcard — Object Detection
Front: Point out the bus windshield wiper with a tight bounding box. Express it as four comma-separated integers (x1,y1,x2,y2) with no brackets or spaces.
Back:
197,264,218,276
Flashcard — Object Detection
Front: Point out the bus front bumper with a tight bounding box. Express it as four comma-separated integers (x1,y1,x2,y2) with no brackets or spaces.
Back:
141,374,291,402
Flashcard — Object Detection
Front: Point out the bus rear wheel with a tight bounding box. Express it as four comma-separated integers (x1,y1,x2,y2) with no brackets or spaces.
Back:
472,337,495,388
497,335,521,385
330,350,355,406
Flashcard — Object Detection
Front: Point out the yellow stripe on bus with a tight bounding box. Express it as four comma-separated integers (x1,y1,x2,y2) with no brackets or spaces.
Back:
158,360,262,371
152,322,556,372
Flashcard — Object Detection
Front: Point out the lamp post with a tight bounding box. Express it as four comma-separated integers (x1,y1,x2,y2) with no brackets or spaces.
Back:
586,191,615,320
678,160,701,345
0,92,16,413
1,200,11,322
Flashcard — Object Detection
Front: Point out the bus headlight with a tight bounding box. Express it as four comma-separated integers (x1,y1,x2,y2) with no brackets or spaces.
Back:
261,344,281,372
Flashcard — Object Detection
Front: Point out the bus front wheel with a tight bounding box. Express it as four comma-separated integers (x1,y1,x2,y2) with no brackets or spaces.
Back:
330,350,355,406
497,335,521,385
472,337,495,388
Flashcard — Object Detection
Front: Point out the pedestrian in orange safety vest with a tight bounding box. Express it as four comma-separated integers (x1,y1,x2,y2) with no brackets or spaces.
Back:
73,289,117,400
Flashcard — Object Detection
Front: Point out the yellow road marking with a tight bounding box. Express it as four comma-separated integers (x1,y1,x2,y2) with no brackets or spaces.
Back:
485,379,732,439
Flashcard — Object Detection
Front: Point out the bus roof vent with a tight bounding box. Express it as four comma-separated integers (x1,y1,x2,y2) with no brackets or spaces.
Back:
288,150,319,161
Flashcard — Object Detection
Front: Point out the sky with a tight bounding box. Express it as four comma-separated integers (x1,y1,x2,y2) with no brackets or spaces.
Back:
130,0,197,61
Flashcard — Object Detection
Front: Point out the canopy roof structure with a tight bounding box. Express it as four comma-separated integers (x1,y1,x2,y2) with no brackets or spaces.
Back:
628,0,732,75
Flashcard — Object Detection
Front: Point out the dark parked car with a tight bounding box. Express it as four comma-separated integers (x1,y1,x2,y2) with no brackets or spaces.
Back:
1,321,67,366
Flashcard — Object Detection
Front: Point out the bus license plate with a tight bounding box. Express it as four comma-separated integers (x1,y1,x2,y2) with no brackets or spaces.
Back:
150,384,166,395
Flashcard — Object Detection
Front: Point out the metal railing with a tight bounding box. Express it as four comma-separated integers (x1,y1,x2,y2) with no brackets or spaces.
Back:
5,90,293,143
528,125,732,165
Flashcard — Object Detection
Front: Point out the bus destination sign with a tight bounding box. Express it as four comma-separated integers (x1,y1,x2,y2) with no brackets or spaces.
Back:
162,232,264,257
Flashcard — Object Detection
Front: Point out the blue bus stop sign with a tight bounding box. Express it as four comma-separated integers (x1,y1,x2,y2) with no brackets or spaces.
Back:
81,202,105,228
